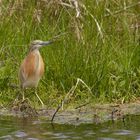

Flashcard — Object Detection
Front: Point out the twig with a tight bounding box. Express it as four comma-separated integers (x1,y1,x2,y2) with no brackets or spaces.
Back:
61,78,93,110
51,85,75,122
51,100,63,122
75,102,90,109
51,78,92,122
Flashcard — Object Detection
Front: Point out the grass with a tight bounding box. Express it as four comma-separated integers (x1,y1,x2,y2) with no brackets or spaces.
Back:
0,0,139,108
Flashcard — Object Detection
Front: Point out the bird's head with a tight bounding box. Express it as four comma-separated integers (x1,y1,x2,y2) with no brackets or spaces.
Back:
29,40,53,51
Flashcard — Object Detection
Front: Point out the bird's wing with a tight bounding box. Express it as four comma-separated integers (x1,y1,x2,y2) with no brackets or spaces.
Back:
19,52,37,82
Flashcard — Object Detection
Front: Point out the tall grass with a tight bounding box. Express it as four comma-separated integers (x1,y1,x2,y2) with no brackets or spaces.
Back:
0,0,139,107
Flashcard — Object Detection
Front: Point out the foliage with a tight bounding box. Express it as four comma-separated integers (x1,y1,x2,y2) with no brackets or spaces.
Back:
0,0,139,107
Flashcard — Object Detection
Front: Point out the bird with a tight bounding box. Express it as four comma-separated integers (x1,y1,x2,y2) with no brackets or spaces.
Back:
19,40,53,107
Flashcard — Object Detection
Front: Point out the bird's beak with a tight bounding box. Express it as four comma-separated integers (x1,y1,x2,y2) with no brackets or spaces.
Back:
40,41,53,47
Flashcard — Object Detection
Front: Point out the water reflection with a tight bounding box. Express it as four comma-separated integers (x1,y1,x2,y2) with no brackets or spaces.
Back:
0,115,140,139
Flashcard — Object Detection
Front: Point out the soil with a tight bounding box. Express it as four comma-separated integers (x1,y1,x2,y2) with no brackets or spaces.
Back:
1,101,140,125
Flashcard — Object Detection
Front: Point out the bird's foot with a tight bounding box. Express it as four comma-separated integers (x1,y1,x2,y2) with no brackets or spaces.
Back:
11,98,38,116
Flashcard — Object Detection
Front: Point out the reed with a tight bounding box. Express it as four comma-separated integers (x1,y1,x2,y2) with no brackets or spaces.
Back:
0,0,139,107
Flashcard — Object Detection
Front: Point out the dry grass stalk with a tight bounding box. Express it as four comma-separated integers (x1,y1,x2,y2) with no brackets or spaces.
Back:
105,2,140,17
51,78,92,122
81,3,105,43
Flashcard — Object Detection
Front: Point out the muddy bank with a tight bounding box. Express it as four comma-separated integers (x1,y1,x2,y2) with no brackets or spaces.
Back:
1,102,140,125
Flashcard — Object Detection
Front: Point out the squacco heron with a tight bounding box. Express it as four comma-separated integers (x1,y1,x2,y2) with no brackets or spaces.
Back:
19,40,52,106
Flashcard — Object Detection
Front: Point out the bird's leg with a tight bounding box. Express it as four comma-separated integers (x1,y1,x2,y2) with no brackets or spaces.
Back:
34,88,45,108
21,89,25,101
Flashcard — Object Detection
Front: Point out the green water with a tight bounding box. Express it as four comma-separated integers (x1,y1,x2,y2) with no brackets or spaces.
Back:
0,115,140,140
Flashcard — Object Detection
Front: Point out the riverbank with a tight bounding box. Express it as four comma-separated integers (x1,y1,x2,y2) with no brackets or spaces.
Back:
1,101,140,125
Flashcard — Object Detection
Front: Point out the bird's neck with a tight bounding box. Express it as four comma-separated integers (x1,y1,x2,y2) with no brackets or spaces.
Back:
30,49,41,71
30,49,40,55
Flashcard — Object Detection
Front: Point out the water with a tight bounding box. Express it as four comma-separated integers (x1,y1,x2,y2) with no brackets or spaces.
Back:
0,115,140,140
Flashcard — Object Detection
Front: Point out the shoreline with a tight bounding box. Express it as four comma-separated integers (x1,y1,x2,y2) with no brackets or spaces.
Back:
1,102,140,125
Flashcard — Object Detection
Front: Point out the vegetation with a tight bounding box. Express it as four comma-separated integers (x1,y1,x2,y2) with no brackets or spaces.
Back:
0,0,139,108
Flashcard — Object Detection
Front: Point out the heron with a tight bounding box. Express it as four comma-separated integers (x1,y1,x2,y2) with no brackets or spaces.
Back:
19,40,53,107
